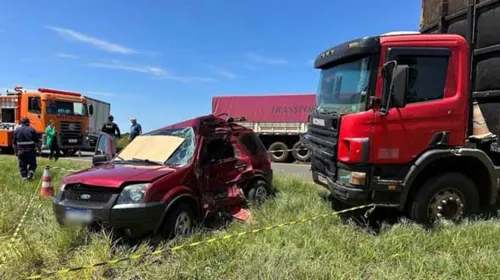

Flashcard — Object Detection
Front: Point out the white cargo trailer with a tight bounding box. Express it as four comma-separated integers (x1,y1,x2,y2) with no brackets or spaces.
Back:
85,96,111,149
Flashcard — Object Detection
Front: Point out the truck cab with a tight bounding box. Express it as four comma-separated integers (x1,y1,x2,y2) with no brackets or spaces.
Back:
303,31,500,224
0,87,93,155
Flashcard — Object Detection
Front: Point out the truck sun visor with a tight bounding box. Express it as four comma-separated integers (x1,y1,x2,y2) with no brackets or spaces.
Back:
118,135,185,163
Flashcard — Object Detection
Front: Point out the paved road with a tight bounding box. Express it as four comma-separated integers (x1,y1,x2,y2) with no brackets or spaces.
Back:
63,151,313,181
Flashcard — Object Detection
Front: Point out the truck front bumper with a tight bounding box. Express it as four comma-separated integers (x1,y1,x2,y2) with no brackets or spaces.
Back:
313,171,401,207
53,196,165,238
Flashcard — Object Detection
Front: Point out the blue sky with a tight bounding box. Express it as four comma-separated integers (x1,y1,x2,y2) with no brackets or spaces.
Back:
1,0,421,132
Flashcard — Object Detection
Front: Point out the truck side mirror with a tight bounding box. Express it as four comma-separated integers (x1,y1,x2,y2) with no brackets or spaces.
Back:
88,105,94,115
380,61,408,115
391,65,409,108
380,60,397,116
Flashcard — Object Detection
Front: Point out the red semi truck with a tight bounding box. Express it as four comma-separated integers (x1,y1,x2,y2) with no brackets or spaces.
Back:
303,0,500,224
212,94,315,163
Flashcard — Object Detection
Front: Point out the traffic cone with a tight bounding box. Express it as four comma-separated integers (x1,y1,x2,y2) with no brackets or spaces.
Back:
40,166,54,197
470,102,495,139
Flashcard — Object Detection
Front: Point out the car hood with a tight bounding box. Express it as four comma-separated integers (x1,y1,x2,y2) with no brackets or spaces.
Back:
63,163,177,188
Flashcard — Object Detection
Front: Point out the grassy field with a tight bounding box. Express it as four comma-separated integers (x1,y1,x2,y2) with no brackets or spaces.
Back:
2,155,500,279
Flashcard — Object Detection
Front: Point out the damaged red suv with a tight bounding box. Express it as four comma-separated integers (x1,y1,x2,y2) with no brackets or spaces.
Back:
52,114,274,239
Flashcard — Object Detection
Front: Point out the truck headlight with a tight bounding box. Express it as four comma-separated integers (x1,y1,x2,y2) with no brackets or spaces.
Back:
337,168,366,186
116,183,150,204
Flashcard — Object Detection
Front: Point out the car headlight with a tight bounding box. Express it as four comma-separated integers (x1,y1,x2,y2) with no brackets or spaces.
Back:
116,183,150,205
60,183,66,192
337,168,366,186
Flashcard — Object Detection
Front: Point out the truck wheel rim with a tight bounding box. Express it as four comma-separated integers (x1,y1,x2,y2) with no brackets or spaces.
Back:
255,186,268,204
174,211,192,237
427,189,465,222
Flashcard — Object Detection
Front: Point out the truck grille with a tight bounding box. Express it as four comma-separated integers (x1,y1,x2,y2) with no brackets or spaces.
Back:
63,184,119,204
60,121,83,145
304,112,341,178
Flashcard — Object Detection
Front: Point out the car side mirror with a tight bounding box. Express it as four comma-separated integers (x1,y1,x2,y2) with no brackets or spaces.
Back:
92,154,108,166
89,104,94,115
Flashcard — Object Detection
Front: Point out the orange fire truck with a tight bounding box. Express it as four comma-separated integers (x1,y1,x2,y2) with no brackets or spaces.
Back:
0,86,93,156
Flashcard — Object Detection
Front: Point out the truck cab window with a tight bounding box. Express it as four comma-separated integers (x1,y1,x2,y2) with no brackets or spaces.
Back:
28,97,41,114
396,56,449,104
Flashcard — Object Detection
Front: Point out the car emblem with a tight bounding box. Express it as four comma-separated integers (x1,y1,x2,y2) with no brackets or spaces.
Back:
80,194,91,200
69,124,76,131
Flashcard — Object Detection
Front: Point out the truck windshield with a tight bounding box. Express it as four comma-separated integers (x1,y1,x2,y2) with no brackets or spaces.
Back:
46,101,88,116
316,56,371,114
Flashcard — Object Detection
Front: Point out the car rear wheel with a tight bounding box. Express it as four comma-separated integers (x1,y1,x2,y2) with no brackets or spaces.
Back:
268,142,289,162
160,203,194,239
247,180,270,205
409,173,479,225
292,141,311,162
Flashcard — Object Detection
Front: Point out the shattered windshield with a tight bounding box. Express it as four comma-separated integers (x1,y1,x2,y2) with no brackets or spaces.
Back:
112,127,196,166
46,100,88,116
149,127,196,166
316,56,372,114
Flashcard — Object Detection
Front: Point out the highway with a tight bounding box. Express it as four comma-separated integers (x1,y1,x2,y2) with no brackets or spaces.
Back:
62,151,313,181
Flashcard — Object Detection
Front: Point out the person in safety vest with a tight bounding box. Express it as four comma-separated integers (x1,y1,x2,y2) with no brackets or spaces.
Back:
13,117,40,180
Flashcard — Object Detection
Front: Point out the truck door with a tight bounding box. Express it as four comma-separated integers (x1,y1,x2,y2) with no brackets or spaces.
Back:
372,46,457,164
27,96,42,129
94,133,115,161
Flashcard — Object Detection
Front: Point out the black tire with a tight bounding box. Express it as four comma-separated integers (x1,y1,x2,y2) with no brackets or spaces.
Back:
292,141,311,162
409,173,479,225
268,142,289,163
160,203,195,239
246,180,270,205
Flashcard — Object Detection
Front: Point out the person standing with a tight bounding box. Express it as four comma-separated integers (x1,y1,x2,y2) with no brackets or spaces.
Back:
13,117,40,180
129,117,142,143
101,115,121,153
45,120,60,161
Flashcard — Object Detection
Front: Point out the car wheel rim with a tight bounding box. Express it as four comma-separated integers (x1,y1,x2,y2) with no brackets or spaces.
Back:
255,186,268,204
427,189,465,222
174,211,192,237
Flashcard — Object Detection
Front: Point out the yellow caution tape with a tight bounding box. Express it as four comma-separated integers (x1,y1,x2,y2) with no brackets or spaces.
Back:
25,203,388,279
1,177,42,265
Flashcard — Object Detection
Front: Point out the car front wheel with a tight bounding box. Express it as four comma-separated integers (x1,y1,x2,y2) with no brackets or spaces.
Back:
160,203,195,239
247,180,270,205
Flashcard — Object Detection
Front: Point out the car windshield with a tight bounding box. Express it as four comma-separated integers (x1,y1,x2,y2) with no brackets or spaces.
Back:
46,100,88,116
316,56,372,114
113,127,196,166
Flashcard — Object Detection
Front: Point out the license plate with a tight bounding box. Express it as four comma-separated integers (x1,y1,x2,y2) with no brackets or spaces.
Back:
64,207,92,225
317,174,329,185
68,139,77,143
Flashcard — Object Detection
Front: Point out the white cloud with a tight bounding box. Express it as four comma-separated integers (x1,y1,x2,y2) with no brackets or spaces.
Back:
57,53,78,59
246,52,288,66
87,61,216,83
45,25,137,54
205,65,238,79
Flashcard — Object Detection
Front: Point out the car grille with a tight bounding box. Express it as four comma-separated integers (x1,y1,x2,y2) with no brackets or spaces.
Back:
64,184,119,203
304,112,341,179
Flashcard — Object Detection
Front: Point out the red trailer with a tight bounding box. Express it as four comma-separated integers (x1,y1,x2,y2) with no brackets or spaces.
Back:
212,94,316,162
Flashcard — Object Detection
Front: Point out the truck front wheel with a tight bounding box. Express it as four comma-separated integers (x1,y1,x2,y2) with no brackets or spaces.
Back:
409,173,479,225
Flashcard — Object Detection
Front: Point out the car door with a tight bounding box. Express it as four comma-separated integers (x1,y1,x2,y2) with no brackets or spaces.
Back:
202,137,243,192
94,132,115,161
372,45,459,164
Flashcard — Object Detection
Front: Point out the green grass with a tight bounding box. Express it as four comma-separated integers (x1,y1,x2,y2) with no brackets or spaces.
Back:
2,155,500,279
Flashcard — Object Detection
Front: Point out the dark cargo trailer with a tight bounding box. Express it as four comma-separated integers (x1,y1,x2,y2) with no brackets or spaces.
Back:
420,0,500,135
